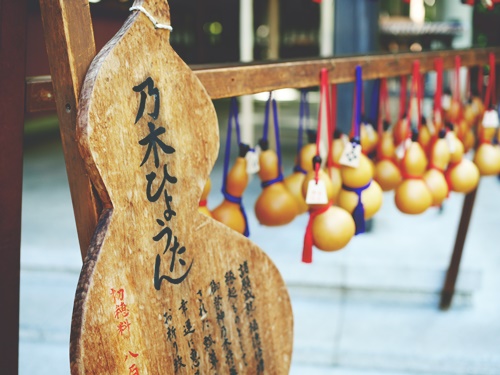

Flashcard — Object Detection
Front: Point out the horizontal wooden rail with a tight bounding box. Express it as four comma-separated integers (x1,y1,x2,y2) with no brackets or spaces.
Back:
26,47,500,113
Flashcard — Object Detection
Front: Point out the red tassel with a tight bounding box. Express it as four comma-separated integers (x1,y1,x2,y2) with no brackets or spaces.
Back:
302,205,330,263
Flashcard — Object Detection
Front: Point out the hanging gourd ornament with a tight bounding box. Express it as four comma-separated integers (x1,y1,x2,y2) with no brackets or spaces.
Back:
478,53,499,144
360,120,379,155
393,75,410,146
444,131,480,193
282,89,314,215
198,178,212,217
474,139,500,176
212,98,251,236
255,96,299,226
284,90,314,214
284,129,316,214
418,117,432,153
301,156,355,262
301,69,355,263
212,144,250,235
374,78,402,192
423,129,450,206
337,66,383,234
301,158,354,261
395,132,433,214
395,61,432,214
473,52,500,176
374,122,402,191
463,99,480,128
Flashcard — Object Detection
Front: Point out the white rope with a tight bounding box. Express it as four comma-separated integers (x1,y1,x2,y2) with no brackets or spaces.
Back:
129,5,173,31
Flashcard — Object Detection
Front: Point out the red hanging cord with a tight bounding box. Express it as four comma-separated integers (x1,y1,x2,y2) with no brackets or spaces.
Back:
327,84,337,169
434,58,443,125
399,75,407,120
478,66,484,99
316,68,331,182
484,52,497,109
454,56,461,104
406,60,421,134
378,78,391,135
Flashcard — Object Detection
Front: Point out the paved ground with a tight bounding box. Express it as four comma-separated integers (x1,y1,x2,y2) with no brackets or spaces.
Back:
19,99,500,374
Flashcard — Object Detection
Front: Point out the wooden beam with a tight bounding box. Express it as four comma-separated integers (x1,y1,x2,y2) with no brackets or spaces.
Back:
0,0,27,373
39,0,101,260
26,47,500,113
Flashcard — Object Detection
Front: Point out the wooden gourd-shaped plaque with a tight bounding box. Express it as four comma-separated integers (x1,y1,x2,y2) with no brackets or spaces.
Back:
71,1,293,374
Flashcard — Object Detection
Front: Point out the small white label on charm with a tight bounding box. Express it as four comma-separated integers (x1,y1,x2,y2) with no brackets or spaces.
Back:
245,150,260,174
442,95,452,110
482,109,499,128
305,179,329,205
339,142,362,168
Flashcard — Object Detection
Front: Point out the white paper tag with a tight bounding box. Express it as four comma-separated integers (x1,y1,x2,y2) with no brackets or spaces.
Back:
427,118,436,136
433,109,442,126
365,124,377,141
482,109,499,128
339,142,362,168
245,149,260,174
445,132,456,153
442,95,452,111
395,138,411,160
341,133,349,145
305,179,329,205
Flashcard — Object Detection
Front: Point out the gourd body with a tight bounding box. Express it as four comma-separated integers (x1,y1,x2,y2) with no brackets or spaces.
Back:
340,153,373,187
393,118,410,147
446,159,480,193
327,166,342,200
312,206,355,251
212,157,249,234
423,169,448,206
418,124,432,153
474,143,500,176
360,124,379,155
448,134,464,163
395,179,433,214
423,137,450,206
395,142,432,214
374,160,402,191
337,180,383,220
374,132,402,191
284,143,317,213
255,149,299,225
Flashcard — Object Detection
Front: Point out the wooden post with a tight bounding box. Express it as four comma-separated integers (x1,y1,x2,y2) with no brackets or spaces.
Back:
39,0,101,260
268,0,280,60
239,0,255,145
440,187,478,310
320,0,334,57
0,0,27,373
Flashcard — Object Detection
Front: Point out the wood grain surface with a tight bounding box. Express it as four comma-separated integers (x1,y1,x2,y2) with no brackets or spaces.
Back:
40,0,101,259
71,1,293,374
26,47,500,113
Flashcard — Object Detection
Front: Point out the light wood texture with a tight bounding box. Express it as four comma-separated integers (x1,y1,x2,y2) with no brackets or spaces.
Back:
39,0,101,259
0,1,27,373
71,1,293,373
26,47,500,113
